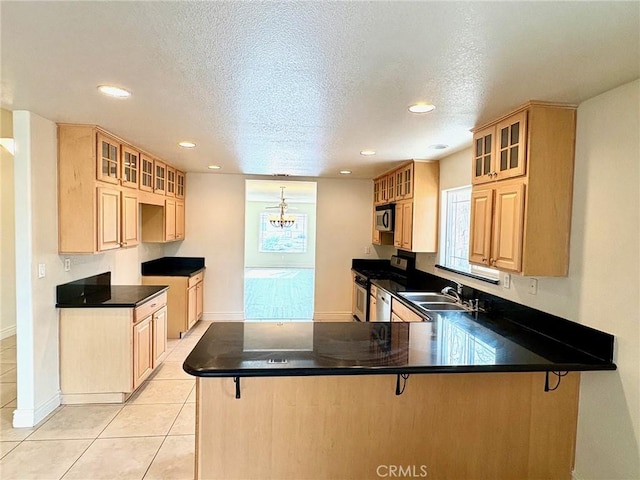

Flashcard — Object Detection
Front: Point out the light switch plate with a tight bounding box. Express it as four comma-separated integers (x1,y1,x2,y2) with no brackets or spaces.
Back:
64,258,71,272
503,273,511,289
38,263,46,278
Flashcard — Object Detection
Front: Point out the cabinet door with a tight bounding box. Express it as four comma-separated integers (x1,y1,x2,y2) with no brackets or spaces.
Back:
395,170,404,199
121,145,139,189
187,285,197,329
152,306,167,368
472,127,495,185
469,188,494,266
121,190,139,248
400,202,413,250
491,181,525,272
97,187,121,251
96,133,120,185
133,317,153,389
166,166,176,197
165,198,176,241
140,155,154,192
393,203,403,247
154,160,166,195
495,111,527,181
402,164,414,200
175,200,185,240
380,176,388,203
386,173,395,202
176,170,186,199
196,281,204,320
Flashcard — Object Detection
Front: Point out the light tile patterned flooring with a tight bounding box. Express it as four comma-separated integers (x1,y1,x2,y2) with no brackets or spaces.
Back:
0,321,211,480
244,268,315,320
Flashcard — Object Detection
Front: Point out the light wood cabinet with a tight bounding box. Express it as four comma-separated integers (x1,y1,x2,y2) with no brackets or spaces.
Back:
469,102,576,276
391,298,424,322
176,200,185,240
472,111,527,185
58,124,186,253
141,197,184,243
373,161,438,252
59,291,167,404
166,165,176,197
142,270,205,338
121,145,140,189
140,154,154,192
154,160,167,195
133,316,153,389
96,132,121,185
152,306,168,368
176,170,186,199
96,187,139,252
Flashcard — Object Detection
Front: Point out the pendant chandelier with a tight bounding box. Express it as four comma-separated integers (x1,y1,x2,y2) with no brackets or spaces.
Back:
268,187,296,229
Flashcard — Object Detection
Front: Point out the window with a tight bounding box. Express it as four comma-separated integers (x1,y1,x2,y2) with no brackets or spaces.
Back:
439,186,499,282
259,213,308,253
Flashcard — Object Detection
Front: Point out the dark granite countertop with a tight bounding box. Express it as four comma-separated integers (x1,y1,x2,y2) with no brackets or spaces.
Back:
56,272,168,308
183,318,616,378
141,257,205,277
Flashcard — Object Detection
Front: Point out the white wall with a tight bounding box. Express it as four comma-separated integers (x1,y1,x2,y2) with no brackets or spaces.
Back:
416,80,640,478
1,108,16,339
12,110,165,427
167,174,377,321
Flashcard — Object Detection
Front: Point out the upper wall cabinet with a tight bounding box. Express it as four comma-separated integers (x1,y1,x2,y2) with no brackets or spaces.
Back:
468,102,577,276
58,124,186,253
372,160,439,252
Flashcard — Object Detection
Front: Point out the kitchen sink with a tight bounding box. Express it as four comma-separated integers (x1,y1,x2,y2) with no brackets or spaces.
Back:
414,302,469,311
398,292,458,303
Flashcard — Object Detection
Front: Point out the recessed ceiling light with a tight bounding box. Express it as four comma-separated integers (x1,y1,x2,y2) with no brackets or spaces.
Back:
179,141,196,148
429,144,448,150
360,150,376,156
408,103,436,114
339,170,352,175
97,85,131,98
208,165,221,170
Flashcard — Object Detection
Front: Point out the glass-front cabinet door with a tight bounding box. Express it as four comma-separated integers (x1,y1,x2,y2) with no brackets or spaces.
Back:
140,155,154,192
154,160,166,195
96,133,120,185
495,111,527,181
472,127,495,185
121,145,139,189
166,166,176,197
176,170,185,198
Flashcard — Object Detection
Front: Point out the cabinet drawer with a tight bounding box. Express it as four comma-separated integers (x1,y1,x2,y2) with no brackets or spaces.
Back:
134,291,167,323
188,271,204,288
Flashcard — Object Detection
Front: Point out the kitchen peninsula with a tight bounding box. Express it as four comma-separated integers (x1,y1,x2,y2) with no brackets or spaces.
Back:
184,315,615,480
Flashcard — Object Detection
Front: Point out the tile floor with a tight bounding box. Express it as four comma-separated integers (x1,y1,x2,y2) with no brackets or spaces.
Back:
0,320,212,480
244,268,315,320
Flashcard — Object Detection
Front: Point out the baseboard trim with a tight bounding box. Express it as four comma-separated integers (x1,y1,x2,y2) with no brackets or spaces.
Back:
203,312,244,322
13,391,61,428
1,325,16,340
313,312,353,322
61,392,128,405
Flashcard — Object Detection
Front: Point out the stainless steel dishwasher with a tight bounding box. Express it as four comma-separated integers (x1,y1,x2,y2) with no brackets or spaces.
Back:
375,287,391,322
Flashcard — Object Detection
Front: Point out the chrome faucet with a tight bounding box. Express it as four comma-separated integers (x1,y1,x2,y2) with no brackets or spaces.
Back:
441,285,462,303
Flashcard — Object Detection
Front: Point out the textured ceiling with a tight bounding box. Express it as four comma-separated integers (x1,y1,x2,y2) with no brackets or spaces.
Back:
1,1,638,179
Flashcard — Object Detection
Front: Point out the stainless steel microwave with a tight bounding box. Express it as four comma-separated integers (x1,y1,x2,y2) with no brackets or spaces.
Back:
375,204,394,232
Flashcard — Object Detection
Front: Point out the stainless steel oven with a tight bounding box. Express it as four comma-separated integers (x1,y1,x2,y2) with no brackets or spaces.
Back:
352,274,368,322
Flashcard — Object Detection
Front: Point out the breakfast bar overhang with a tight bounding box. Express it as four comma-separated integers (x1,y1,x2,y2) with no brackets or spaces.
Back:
184,319,615,480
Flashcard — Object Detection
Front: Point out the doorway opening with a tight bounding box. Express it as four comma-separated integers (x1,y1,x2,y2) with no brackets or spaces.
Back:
244,180,317,321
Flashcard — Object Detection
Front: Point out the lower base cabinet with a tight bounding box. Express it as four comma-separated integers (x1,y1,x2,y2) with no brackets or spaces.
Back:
142,269,205,338
59,292,167,404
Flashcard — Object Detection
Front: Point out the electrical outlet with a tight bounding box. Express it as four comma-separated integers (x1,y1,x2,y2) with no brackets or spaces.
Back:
64,258,71,272
364,246,371,255
528,278,538,295
503,273,511,289
38,263,46,278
